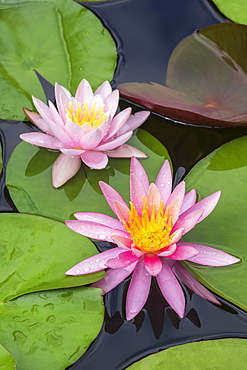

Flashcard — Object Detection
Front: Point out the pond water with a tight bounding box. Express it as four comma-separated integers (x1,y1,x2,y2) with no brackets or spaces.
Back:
1,0,247,369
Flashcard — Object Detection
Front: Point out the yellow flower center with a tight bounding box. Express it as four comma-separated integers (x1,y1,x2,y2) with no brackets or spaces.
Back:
66,101,108,128
123,198,173,253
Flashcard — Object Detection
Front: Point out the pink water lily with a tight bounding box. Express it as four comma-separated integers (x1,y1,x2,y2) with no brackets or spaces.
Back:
20,79,149,188
65,158,240,320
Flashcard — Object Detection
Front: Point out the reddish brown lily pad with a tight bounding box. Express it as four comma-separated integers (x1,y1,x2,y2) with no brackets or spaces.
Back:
118,23,247,127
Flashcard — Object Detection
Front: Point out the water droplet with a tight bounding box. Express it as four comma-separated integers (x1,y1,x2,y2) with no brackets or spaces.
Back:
213,252,217,256
89,261,93,265
13,316,21,321
13,330,27,344
46,315,56,323
98,234,106,239
43,303,54,311
203,250,207,254
84,267,90,272
89,233,93,237
204,202,208,205
163,174,167,178
95,258,100,263
167,181,171,185
39,293,48,300
76,268,81,273
160,183,165,187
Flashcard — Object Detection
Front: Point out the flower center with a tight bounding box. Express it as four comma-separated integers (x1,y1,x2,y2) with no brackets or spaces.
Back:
123,198,173,253
66,101,108,128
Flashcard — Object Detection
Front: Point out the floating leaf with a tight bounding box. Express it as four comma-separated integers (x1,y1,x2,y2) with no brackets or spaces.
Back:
0,287,103,370
0,213,104,302
0,344,16,369
0,140,2,174
6,130,171,221
127,338,247,369
183,135,247,311
118,23,247,127
0,0,117,120
212,0,247,25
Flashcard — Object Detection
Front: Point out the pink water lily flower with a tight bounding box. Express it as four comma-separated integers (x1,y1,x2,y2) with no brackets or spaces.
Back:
65,158,240,320
20,79,149,188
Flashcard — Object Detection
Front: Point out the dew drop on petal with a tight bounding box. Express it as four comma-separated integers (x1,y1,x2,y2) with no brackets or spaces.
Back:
89,234,93,237
84,267,90,272
76,269,81,274
167,181,171,185
160,183,165,187
95,259,100,263
90,261,93,265
163,174,167,178
99,234,106,239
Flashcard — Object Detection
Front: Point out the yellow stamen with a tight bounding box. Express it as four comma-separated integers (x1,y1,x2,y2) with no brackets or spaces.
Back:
66,101,108,128
123,198,173,253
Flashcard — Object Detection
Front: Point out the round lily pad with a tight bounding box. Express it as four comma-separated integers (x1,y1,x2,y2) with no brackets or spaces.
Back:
212,0,247,25
0,0,117,120
0,344,16,370
183,135,247,311
127,338,247,369
6,130,171,221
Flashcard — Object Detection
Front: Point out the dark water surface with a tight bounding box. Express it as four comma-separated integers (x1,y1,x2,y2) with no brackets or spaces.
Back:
1,0,247,369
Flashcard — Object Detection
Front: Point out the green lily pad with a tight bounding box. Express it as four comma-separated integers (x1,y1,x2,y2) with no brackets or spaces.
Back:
127,338,247,369
6,129,171,221
0,213,104,302
0,286,103,370
183,135,247,311
0,344,16,369
0,0,117,120
212,0,247,25
0,141,2,174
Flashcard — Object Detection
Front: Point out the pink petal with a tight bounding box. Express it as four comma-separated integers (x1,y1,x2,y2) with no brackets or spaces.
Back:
168,198,182,225
23,109,53,135
170,228,184,245
180,189,197,214
158,244,177,257
65,219,129,243
118,111,150,135
146,183,161,213
173,209,203,235
179,242,241,266
20,132,63,149
75,78,93,102
114,200,130,223
155,160,172,205
64,121,84,147
92,263,136,294
144,254,162,276
74,212,124,230
166,181,185,208
130,174,146,215
111,235,132,249
166,244,198,260
99,181,129,215
52,153,81,188
49,120,74,147
105,144,147,158
32,96,53,123
55,82,71,121
105,107,132,140
96,131,133,151
126,258,152,320
156,260,185,318
172,262,220,304
103,89,119,118
130,157,149,192
106,251,139,268
80,151,108,169
94,80,112,99
180,191,221,224
48,101,64,129
65,247,123,275
60,148,85,156
80,128,104,150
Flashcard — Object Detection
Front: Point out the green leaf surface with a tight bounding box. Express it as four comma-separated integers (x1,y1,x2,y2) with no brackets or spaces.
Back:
0,0,117,120
212,0,247,25
0,344,16,369
127,338,247,369
0,213,104,302
183,135,247,311
6,129,171,221
0,286,103,370
0,141,2,173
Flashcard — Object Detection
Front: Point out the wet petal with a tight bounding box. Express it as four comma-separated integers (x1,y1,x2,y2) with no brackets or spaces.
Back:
111,235,132,249
65,219,129,243
173,209,203,235
23,109,53,135
130,174,146,215
75,78,94,102
158,244,177,257
32,96,53,123
52,153,81,188
118,111,150,135
65,247,123,275
104,89,119,118
49,120,74,147
48,100,64,129
180,189,197,214
126,258,152,320
94,80,112,99
80,127,104,150
60,148,85,156
144,254,162,276
105,144,147,158
166,244,198,260
80,151,108,169
105,107,132,140
156,260,185,318
179,242,241,266
20,132,63,149
130,157,150,192
146,183,161,213
74,212,124,230
99,181,129,215
166,181,185,208
92,263,137,294
114,200,130,223
55,82,71,121
172,262,220,304
155,160,172,205
106,251,139,268
96,131,133,151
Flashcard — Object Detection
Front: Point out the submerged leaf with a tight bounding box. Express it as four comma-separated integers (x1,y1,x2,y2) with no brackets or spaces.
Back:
6,130,171,221
128,338,247,369
0,0,117,120
118,23,247,127
183,135,247,311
